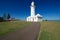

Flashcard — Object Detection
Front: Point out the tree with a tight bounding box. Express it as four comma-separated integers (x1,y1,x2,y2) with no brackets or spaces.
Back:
3,13,11,21
3,13,7,20
7,13,10,19
45,19,48,21
0,17,3,22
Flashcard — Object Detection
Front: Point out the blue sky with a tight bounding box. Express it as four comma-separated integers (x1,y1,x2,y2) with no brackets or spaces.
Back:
0,0,60,20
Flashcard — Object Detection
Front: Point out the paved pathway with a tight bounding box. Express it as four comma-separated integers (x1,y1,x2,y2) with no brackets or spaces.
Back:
0,22,40,40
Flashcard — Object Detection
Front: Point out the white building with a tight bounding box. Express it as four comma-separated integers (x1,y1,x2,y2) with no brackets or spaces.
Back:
27,1,43,22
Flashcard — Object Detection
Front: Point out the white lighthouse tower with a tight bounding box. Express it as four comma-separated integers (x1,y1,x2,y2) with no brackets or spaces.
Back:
27,1,43,22
31,1,35,17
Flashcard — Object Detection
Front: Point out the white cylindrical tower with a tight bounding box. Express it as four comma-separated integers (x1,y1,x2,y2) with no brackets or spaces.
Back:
31,1,35,17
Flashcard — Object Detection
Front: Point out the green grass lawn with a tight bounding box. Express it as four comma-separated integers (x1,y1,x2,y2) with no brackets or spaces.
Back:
0,21,30,36
39,21,60,40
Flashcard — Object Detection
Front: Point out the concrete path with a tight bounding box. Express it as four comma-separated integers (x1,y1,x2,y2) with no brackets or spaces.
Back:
0,22,40,40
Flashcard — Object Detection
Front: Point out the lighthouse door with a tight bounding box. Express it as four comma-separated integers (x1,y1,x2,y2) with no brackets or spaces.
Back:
32,18,34,22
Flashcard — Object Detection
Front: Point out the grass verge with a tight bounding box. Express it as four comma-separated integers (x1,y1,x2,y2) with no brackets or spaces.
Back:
38,21,60,40
0,21,30,36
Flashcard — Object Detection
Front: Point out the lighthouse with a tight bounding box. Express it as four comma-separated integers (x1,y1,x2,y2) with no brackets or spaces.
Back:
27,1,43,22
31,1,35,17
